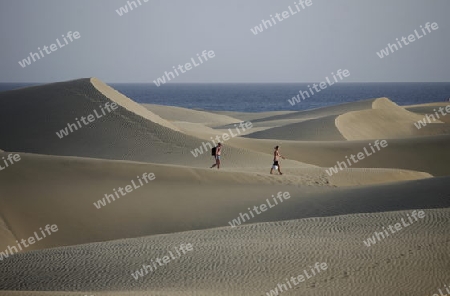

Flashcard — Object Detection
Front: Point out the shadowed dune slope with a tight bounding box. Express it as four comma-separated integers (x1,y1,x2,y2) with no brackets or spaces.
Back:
0,208,449,295
0,216,16,250
0,152,448,252
250,98,377,124
405,102,450,108
405,103,450,123
244,115,345,141
325,167,431,187
0,78,296,168
211,110,296,122
213,100,374,137
216,99,377,132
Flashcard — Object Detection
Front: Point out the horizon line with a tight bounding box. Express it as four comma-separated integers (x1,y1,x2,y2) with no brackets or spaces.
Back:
1,81,450,84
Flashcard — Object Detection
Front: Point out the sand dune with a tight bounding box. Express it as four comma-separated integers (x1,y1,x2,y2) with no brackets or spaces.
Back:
231,134,450,176
326,168,431,187
0,216,16,251
212,110,296,122
0,151,320,251
250,98,376,124
215,97,450,142
405,102,450,108
211,99,377,135
0,151,443,253
237,98,450,141
142,104,240,127
405,103,450,123
91,78,180,131
0,78,304,168
1,207,449,295
244,115,345,141
336,98,450,140
1,79,449,296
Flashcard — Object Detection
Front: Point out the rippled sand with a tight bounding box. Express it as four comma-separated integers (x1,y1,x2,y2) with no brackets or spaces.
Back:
0,78,449,295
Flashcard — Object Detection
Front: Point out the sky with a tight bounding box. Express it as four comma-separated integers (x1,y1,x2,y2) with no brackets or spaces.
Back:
0,0,449,83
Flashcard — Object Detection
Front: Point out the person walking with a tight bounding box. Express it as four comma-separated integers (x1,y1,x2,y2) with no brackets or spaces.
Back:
270,145,285,175
211,143,222,169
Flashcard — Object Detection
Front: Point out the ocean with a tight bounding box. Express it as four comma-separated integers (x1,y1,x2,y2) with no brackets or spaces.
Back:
1,82,449,113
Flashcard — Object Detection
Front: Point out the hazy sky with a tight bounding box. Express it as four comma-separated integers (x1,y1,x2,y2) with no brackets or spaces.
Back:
1,0,449,83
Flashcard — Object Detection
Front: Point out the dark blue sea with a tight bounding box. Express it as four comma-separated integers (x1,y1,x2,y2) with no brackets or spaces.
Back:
1,83,449,112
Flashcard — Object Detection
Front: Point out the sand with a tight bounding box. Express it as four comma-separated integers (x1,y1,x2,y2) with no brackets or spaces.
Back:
336,98,450,140
1,208,449,296
142,104,240,127
0,78,449,295
244,115,346,141
405,103,450,123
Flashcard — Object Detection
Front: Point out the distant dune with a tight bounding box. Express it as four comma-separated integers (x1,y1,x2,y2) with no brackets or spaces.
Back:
244,115,345,141
142,104,240,127
249,98,376,124
336,98,450,140
241,97,450,141
405,103,450,123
